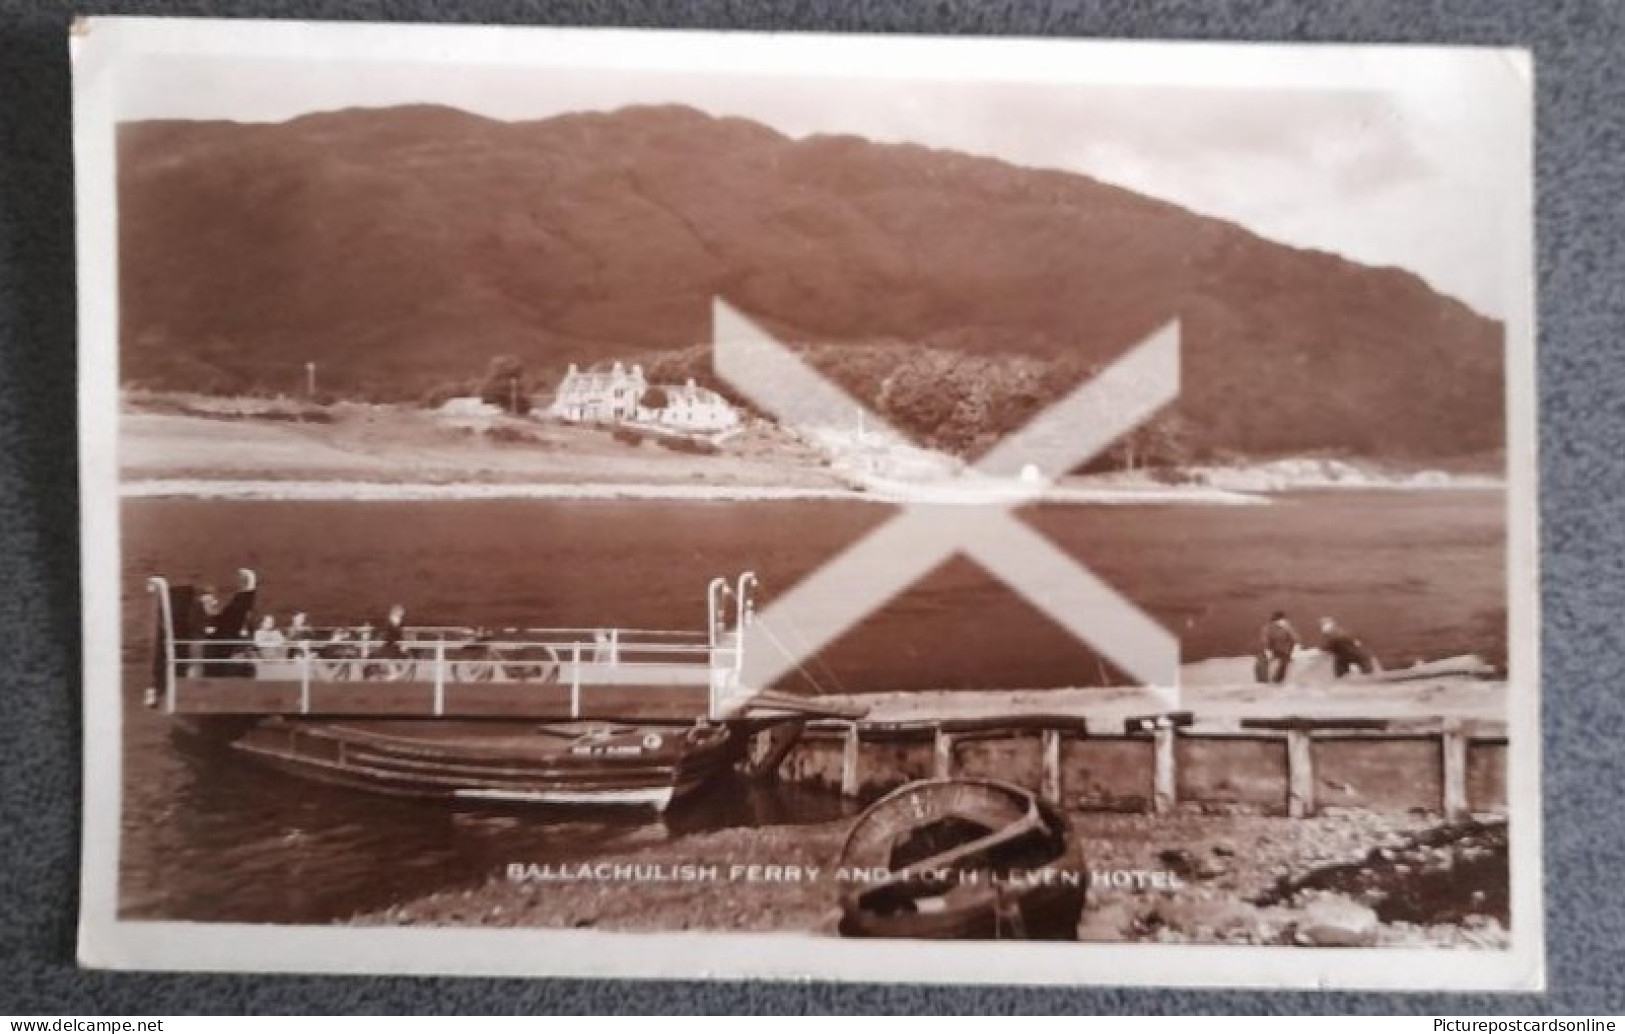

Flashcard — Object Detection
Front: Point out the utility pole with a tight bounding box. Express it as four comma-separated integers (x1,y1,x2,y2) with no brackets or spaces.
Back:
305,361,317,400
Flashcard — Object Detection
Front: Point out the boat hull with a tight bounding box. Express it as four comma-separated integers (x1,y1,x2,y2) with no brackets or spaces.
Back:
173,715,743,812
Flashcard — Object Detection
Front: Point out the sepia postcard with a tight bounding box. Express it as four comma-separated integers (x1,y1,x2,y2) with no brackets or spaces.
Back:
72,16,1541,989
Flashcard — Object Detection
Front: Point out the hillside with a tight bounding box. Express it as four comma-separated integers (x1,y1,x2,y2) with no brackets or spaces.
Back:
117,104,1505,461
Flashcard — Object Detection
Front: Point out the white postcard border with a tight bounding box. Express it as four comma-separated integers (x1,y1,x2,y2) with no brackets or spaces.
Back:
73,16,1543,991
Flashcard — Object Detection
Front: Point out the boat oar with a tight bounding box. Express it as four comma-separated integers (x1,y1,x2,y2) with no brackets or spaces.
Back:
743,690,869,720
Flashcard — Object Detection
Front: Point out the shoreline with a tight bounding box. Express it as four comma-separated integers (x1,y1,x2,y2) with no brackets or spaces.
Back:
117,407,1505,505
117,476,1506,505
118,477,1274,506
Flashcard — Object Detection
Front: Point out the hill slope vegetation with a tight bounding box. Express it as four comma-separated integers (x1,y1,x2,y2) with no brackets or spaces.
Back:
118,104,1504,461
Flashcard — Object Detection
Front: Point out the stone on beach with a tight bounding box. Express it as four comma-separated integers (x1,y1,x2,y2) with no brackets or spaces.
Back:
1295,895,1380,947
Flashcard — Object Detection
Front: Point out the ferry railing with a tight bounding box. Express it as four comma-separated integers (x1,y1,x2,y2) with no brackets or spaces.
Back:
150,570,760,721
163,632,741,718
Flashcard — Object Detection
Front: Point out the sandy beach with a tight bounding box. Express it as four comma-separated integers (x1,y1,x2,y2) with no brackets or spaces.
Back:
118,405,1268,505
119,406,851,491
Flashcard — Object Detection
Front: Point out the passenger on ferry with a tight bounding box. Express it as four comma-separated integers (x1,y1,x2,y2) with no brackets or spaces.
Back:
285,611,312,643
253,614,288,660
378,603,408,659
194,585,220,624
1319,616,1379,677
185,585,222,678
195,569,258,676
320,626,355,659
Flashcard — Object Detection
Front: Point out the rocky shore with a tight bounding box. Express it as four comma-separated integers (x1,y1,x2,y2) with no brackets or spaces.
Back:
1077,809,1509,948
352,804,1509,949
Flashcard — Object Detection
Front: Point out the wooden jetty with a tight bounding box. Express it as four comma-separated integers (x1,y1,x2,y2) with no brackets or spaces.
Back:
764,683,1508,821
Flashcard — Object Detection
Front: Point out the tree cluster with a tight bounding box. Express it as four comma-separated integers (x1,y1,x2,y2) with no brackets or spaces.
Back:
627,340,1194,471
478,355,532,416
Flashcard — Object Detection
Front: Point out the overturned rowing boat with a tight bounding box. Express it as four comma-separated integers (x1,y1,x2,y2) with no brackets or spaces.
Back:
835,779,1086,939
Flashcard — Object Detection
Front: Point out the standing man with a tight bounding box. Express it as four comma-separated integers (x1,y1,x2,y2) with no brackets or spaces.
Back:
379,603,408,658
196,568,258,677
1258,611,1300,684
375,603,412,680
1319,616,1379,678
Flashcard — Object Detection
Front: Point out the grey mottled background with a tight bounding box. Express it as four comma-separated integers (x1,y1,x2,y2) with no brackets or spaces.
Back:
2,0,1621,1015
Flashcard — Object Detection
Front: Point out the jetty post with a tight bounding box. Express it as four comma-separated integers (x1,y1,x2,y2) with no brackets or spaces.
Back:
1040,728,1063,805
1286,727,1315,818
932,727,955,780
1152,718,1177,815
841,721,862,797
1442,717,1469,821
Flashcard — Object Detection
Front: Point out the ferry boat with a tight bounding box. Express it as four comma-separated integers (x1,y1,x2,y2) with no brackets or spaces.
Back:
145,568,797,811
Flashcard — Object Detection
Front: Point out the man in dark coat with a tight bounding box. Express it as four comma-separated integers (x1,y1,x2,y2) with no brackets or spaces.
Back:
196,569,258,676
1258,611,1300,684
369,603,414,680
1319,616,1378,678
377,603,408,658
